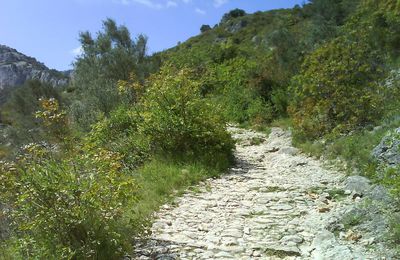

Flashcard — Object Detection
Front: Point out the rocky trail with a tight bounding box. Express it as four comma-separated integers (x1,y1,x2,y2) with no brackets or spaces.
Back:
135,127,395,259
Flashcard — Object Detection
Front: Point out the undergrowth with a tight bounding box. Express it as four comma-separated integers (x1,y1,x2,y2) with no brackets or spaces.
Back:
131,158,222,229
292,118,400,178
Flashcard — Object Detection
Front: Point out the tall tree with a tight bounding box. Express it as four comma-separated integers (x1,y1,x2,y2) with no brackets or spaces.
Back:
71,18,149,129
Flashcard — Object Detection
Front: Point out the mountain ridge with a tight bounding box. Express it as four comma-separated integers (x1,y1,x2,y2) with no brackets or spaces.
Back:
0,44,69,90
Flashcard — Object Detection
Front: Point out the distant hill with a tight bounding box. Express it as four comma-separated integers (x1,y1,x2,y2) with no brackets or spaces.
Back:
0,44,69,90
159,2,359,80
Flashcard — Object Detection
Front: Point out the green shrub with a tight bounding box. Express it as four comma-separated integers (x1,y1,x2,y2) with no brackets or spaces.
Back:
206,58,274,126
0,147,138,259
0,80,63,147
221,8,246,23
289,37,385,139
71,19,151,128
383,166,400,197
88,106,151,168
118,65,235,168
292,119,400,177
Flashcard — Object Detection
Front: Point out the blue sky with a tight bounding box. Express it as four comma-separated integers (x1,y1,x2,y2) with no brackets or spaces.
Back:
0,0,304,71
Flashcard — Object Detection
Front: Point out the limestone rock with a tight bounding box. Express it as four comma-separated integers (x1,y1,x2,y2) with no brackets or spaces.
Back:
344,176,371,195
225,20,248,33
372,127,400,166
280,234,304,244
0,44,69,90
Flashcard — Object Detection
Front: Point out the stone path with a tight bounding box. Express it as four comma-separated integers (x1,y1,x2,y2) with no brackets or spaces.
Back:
135,127,391,259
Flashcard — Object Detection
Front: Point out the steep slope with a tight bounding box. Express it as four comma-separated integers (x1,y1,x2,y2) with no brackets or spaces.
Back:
151,1,363,127
0,44,68,90
160,1,359,70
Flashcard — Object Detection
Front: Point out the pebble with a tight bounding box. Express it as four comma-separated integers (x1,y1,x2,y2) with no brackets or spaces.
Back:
214,251,233,258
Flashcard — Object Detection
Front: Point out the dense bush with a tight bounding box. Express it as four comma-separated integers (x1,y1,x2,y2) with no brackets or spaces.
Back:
0,146,138,259
289,37,385,139
349,0,400,58
0,80,63,153
0,64,235,259
88,106,150,169
221,8,246,23
200,24,212,33
116,65,235,168
204,58,274,126
71,19,151,130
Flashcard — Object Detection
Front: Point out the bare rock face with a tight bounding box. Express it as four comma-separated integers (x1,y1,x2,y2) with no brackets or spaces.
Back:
0,44,69,90
372,127,400,167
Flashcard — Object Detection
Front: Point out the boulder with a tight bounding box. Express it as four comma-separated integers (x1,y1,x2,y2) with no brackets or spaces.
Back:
372,128,400,166
344,176,371,195
311,230,364,259
226,20,248,33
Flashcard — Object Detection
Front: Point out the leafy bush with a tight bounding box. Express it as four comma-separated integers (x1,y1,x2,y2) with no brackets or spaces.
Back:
348,0,400,58
289,37,385,139
0,63,236,258
88,106,151,168
0,80,63,147
221,8,246,23
117,65,235,168
205,58,274,125
71,19,151,129
0,147,138,259
200,24,212,33
35,98,69,142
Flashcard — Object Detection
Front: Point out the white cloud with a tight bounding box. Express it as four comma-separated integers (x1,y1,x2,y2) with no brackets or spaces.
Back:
121,0,163,9
213,0,228,8
71,46,83,56
195,7,206,15
166,0,177,7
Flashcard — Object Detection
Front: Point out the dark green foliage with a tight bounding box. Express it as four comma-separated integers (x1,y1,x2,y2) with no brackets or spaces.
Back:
349,0,400,58
221,8,246,23
0,148,138,259
159,0,362,128
200,24,212,33
204,58,274,125
305,0,360,25
1,80,61,125
88,106,150,168
71,19,151,130
118,65,234,168
0,80,62,150
289,37,385,139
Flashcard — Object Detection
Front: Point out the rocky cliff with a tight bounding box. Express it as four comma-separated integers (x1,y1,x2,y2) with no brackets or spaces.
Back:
0,44,69,90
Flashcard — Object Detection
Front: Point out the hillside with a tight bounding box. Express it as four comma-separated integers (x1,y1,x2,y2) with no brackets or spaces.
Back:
0,44,69,91
161,1,359,74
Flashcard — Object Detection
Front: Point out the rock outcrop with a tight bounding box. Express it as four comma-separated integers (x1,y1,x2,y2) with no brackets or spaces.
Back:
0,44,69,90
372,127,400,167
